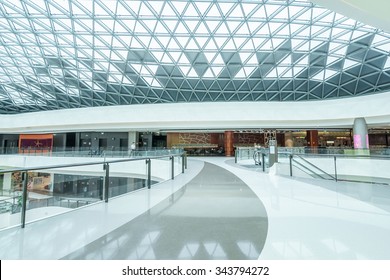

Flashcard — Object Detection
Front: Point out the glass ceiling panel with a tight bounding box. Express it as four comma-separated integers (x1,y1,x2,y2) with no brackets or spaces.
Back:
344,59,360,70
184,3,198,18
203,68,214,78
0,0,389,113
384,57,390,69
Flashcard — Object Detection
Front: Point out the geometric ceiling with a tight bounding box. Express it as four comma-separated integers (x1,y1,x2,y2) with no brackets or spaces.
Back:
0,0,390,114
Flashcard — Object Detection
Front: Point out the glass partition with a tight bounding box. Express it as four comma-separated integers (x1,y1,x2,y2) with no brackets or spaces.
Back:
108,160,150,199
235,147,390,183
0,147,184,158
0,152,185,230
289,154,336,180
279,152,390,185
235,147,256,163
1,164,104,230
235,147,269,171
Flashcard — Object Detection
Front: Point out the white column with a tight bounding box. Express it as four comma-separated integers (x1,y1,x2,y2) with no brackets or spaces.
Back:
353,117,369,149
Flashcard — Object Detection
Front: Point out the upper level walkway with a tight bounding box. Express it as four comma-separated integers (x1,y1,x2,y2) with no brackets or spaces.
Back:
1,157,390,259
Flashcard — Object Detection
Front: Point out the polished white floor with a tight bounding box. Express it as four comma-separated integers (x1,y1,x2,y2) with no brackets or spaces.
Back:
61,161,267,260
1,157,390,259
218,157,390,259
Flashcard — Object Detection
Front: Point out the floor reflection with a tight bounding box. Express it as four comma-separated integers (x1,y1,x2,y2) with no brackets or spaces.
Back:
62,162,268,260
290,176,390,213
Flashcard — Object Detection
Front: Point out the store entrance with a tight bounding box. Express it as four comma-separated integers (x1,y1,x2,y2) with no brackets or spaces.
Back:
153,134,167,148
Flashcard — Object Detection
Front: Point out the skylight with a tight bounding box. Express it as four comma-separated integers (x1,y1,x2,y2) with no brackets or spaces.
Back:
0,0,388,113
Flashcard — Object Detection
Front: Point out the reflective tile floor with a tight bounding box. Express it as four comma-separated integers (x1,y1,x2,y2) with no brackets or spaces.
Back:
222,157,390,259
1,157,390,260
62,162,268,260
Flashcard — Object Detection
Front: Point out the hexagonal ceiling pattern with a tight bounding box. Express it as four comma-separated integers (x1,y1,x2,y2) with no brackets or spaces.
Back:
0,0,390,114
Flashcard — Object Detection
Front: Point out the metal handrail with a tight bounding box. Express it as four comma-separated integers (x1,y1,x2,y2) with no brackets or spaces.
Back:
0,153,184,174
278,151,390,160
292,158,333,180
0,147,184,158
292,159,323,179
293,154,336,180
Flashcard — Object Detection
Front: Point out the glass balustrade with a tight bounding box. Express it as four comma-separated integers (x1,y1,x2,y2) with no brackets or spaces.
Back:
0,146,184,158
235,146,390,187
0,152,186,230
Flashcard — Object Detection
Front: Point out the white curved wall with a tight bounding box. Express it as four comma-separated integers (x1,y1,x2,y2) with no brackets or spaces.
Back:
1,91,390,133
312,0,390,33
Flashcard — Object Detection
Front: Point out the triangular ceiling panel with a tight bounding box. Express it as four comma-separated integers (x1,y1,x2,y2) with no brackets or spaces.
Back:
0,0,388,113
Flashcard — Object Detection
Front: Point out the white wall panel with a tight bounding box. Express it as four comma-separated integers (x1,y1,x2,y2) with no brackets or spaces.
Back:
1,91,390,133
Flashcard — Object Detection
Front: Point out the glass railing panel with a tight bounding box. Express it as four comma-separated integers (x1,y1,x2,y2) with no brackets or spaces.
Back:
0,152,185,229
107,176,149,199
235,147,257,164
129,149,183,158
0,171,25,229
175,155,182,176
11,146,390,158
279,152,390,184
369,147,390,156
21,163,105,226
107,160,149,199
277,147,305,155
286,154,335,180
234,147,269,171
150,157,171,182
278,146,348,155
332,155,390,185
0,166,105,230
2,147,185,158
0,171,22,229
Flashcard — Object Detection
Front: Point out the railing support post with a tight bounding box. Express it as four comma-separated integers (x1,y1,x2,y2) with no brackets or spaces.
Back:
103,163,109,202
146,159,151,189
289,154,293,177
334,156,338,182
185,152,187,169
171,156,175,180
262,153,265,172
235,149,238,163
21,171,29,228
181,154,185,173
